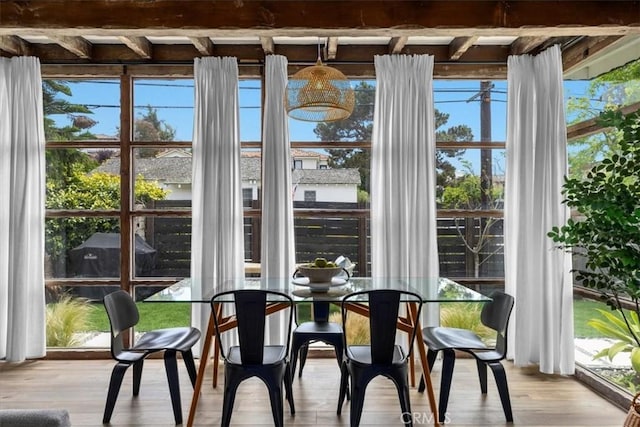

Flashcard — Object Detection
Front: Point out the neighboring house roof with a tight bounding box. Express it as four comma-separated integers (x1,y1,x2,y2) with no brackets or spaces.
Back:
240,148,328,161
95,157,192,184
93,156,360,185
293,168,360,185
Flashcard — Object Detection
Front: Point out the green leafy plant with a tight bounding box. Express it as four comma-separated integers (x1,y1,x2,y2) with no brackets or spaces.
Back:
46,295,92,347
589,309,640,371
548,109,640,370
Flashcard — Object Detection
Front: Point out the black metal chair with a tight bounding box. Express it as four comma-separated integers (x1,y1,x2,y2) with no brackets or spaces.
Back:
290,265,350,384
210,289,296,427
337,289,423,427
290,301,345,380
418,290,515,423
102,290,200,424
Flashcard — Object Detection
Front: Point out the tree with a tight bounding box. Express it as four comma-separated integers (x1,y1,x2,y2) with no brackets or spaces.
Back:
43,80,99,188
314,81,472,197
441,163,504,277
134,106,176,157
42,81,168,277
46,171,168,276
566,59,640,178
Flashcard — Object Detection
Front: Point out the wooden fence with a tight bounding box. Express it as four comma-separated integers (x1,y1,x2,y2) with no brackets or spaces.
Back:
144,200,504,279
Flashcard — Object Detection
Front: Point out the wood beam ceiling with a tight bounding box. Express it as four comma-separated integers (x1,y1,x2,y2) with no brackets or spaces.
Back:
449,36,478,60
119,36,152,59
188,37,214,56
1,1,637,78
1,1,638,35
47,35,92,58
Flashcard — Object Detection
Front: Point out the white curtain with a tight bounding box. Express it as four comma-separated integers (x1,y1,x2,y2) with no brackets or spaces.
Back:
261,55,296,279
0,57,46,362
505,45,574,375
371,55,440,327
191,57,245,355
261,55,296,343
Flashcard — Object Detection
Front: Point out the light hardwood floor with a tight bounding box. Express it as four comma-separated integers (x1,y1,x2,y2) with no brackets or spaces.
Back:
0,357,627,426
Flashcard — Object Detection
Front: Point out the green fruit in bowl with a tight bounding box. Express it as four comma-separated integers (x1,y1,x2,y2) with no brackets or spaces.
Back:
313,257,328,268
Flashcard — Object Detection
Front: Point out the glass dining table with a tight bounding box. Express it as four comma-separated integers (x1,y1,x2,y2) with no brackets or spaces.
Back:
145,277,490,427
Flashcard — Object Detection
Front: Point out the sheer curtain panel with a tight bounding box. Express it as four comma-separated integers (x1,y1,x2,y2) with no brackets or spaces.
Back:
191,57,245,355
0,57,46,362
371,54,440,327
505,45,574,375
261,55,296,343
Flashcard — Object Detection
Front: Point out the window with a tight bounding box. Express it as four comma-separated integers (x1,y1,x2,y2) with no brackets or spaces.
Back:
293,160,303,169
242,188,253,207
304,191,316,202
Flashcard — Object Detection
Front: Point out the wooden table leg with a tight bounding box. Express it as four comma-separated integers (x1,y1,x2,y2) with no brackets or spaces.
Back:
211,303,222,389
186,312,215,427
409,302,439,427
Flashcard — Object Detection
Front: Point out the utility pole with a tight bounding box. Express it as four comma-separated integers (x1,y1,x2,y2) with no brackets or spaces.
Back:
480,81,493,210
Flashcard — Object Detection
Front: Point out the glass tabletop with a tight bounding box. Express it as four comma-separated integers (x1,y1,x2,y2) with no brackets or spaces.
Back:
143,277,490,304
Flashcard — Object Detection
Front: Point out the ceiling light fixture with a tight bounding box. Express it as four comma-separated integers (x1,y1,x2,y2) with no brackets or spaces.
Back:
285,39,355,122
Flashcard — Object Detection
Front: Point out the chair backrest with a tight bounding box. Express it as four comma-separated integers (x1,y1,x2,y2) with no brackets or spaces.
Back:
480,291,514,357
210,289,294,365
342,289,423,364
103,290,140,358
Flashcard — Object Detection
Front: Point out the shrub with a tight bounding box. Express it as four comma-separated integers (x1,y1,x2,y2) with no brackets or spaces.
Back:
330,311,370,344
46,295,92,347
440,303,493,341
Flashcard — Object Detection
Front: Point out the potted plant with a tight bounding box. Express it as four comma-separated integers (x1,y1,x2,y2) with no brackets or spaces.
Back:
548,109,640,371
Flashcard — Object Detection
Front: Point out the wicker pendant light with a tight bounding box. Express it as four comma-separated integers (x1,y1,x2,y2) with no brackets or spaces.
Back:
285,45,355,122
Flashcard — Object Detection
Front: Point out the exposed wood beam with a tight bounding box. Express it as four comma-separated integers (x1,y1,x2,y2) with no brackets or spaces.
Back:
566,102,640,140
188,36,213,56
0,35,31,55
48,35,91,58
1,1,639,37
119,36,152,59
259,36,274,55
563,36,624,72
510,36,547,55
388,36,408,54
29,43,510,65
326,37,339,59
449,36,478,60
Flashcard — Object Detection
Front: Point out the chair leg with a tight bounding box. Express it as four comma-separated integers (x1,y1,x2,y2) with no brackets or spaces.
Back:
284,362,296,415
438,349,456,424
265,376,285,427
298,342,310,377
221,377,241,427
417,349,438,393
333,342,350,401
337,361,349,415
476,358,488,394
391,369,412,427
488,362,513,422
103,362,130,424
290,336,302,381
182,349,198,387
132,359,144,396
349,367,374,427
163,350,183,425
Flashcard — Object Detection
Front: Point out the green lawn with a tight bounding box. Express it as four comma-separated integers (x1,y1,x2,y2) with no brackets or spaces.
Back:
573,298,621,338
86,301,317,332
83,296,615,338
86,302,192,332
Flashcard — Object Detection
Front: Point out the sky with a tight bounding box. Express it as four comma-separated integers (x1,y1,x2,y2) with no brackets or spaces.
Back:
51,77,592,175
55,78,592,142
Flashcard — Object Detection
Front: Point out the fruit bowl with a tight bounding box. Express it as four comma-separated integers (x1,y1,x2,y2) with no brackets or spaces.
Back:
296,265,345,283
